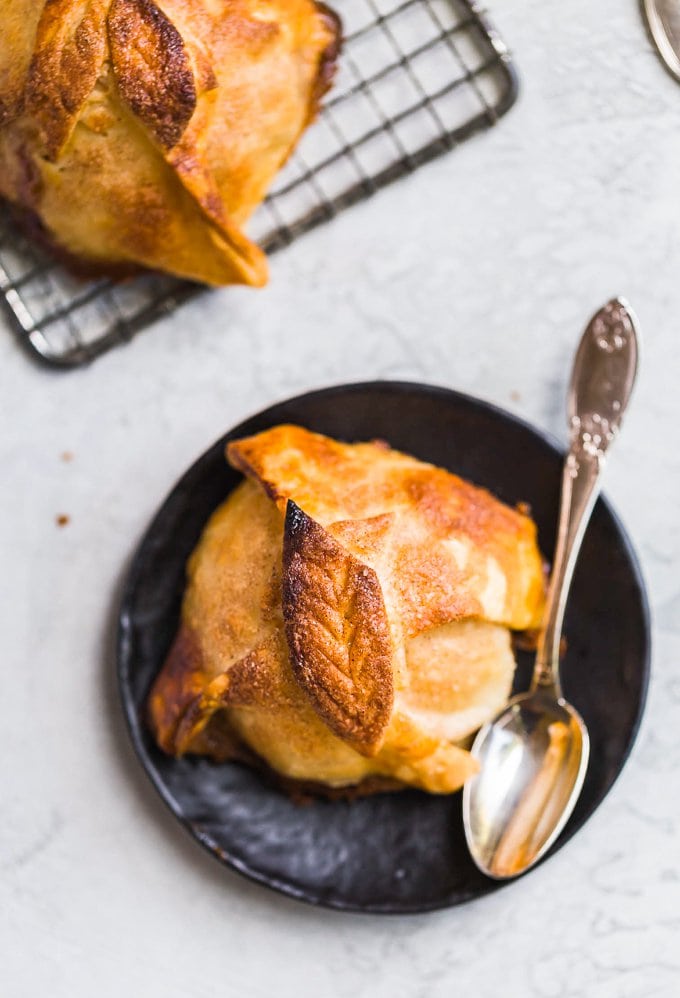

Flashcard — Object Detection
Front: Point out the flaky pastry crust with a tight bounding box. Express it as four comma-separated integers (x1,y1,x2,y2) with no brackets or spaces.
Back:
148,425,546,795
0,1,340,285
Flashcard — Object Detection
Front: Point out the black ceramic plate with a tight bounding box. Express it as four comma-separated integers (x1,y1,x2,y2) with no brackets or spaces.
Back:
117,382,650,913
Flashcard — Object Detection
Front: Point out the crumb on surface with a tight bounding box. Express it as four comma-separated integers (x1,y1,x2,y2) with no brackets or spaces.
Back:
56,514,70,527
510,390,521,402
60,451,74,462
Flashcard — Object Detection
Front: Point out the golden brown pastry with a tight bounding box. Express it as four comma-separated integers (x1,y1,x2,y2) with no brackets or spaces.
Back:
0,1,340,285
148,425,546,795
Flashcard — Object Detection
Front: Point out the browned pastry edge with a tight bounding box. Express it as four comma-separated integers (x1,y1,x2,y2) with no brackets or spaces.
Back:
309,3,343,120
146,626,208,755
251,766,405,805
282,500,394,756
511,559,551,653
2,198,147,282
511,629,541,653
226,440,279,502
191,732,405,804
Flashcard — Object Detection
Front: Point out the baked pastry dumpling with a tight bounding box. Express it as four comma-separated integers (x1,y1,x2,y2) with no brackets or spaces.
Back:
0,0,340,285
148,425,546,795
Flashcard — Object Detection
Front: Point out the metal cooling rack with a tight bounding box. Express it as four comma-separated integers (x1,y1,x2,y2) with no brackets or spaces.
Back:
0,0,518,368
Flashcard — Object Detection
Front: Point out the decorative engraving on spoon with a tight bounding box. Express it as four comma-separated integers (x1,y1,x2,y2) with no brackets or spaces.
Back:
566,298,638,472
591,298,635,353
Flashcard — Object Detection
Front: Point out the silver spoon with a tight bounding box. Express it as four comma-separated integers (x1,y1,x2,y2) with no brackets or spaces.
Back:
463,298,640,880
642,0,680,83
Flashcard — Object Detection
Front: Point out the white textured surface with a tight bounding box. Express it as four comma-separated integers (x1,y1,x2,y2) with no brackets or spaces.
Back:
3,1,680,995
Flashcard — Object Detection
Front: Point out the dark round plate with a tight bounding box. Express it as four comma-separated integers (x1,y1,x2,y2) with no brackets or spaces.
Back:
117,382,651,913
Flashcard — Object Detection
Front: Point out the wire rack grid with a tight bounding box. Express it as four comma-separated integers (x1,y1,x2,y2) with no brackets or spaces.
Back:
0,0,518,369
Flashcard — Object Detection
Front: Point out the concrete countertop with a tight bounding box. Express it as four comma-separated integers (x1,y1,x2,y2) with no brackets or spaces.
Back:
3,1,679,995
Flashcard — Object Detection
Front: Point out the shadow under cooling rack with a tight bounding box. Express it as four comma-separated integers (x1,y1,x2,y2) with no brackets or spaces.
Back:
0,0,518,368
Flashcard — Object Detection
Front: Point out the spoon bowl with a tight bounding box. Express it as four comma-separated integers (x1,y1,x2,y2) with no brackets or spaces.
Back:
463,692,589,879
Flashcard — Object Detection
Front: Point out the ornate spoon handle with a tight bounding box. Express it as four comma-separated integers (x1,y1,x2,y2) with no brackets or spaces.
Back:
533,299,640,695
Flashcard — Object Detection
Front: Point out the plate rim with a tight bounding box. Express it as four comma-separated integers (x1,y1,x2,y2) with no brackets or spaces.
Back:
116,379,652,914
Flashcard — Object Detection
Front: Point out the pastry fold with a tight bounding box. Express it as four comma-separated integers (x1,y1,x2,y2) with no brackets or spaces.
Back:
148,425,546,794
0,0,340,285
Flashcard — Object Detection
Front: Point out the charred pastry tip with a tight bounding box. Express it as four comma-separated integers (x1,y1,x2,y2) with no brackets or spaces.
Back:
282,500,312,612
284,498,307,538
